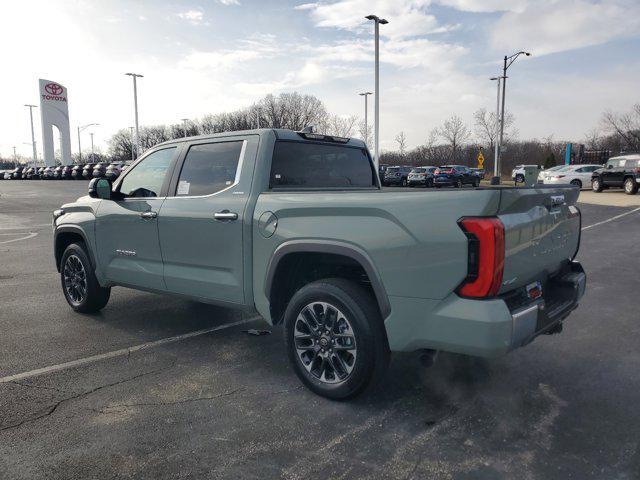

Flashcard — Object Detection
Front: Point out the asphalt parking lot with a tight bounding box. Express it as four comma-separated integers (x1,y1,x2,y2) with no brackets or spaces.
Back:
1,181,639,480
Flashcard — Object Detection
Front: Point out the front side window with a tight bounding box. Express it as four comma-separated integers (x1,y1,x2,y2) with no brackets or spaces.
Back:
270,141,375,189
175,141,243,197
119,147,176,198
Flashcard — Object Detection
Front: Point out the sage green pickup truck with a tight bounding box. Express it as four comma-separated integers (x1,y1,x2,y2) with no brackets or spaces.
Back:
53,129,586,399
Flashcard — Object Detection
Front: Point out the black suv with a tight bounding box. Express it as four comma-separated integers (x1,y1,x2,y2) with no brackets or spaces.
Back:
383,166,412,186
433,165,480,188
592,155,640,195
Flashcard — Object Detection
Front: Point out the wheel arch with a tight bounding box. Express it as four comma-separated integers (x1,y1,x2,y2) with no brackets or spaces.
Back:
54,226,95,272
265,240,391,324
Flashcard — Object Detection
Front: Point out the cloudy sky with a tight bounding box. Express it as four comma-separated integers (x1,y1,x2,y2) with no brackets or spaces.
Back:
1,0,639,158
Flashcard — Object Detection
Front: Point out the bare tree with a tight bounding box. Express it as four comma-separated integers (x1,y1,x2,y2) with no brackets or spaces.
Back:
600,103,640,151
473,108,516,152
395,131,407,156
437,115,471,161
318,114,358,137
357,120,373,145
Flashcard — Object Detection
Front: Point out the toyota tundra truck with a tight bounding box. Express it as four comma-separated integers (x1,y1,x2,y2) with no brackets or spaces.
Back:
52,129,586,399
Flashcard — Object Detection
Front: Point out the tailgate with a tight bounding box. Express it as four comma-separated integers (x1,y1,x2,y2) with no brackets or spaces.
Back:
497,186,581,295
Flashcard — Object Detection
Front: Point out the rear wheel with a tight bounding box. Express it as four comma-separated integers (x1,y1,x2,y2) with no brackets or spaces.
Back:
455,179,463,188
401,178,407,187
624,177,638,195
570,179,582,189
592,178,603,192
515,174,524,183
60,243,110,313
283,278,389,400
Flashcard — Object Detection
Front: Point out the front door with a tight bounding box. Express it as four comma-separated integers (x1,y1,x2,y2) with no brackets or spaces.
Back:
159,138,252,304
95,146,178,291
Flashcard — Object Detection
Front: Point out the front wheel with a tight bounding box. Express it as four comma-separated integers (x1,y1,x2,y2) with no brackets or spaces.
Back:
624,177,638,195
401,178,407,187
455,179,463,188
283,278,389,400
60,243,110,313
592,178,603,192
570,179,582,189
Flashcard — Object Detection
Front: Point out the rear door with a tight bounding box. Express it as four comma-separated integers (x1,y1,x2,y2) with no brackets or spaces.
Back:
158,136,256,304
95,146,179,290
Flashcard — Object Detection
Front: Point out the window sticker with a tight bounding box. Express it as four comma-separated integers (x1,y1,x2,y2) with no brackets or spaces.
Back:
177,180,190,195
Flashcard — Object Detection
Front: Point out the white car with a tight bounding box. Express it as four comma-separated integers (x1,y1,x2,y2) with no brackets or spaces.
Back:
542,164,602,189
538,165,568,183
511,164,541,183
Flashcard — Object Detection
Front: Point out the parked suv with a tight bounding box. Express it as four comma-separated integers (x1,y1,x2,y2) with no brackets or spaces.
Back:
71,165,84,179
105,162,126,180
591,154,640,195
11,166,25,179
433,165,480,188
383,166,412,186
82,163,96,179
53,129,585,400
407,166,436,187
92,162,109,178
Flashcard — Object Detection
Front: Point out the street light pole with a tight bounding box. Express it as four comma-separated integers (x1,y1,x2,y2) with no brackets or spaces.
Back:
181,118,189,138
24,104,38,167
129,127,135,162
90,132,95,162
77,123,99,163
490,77,501,179
365,15,388,171
13,146,17,167
125,72,144,158
493,51,530,184
358,92,372,146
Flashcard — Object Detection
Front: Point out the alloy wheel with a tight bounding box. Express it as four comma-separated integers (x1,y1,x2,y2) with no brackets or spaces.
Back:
63,254,87,305
293,302,357,384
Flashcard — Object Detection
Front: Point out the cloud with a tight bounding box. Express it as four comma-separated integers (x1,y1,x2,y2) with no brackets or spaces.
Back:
298,0,456,38
177,9,205,24
435,0,528,13
489,0,640,56
218,0,241,4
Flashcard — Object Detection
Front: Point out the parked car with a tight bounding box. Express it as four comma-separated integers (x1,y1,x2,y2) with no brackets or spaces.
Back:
469,168,485,180
383,166,412,186
53,166,64,179
1,169,12,180
11,166,25,179
105,162,126,180
91,162,109,178
53,128,585,400
82,163,96,179
378,164,389,178
58,165,74,180
433,165,480,188
542,164,601,189
511,164,542,183
24,167,38,179
71,165,84,179
407,166,437,187
37,167,46,178
591,154,640,195
538,165,567,183
42,166,56,179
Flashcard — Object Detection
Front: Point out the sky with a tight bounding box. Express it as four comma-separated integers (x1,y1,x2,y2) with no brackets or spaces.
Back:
1,0,639,159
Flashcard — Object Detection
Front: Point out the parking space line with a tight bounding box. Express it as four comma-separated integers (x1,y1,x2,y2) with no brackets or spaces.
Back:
0,224,51,231
581,206,640,231
0,232,38,244
0,316,260,384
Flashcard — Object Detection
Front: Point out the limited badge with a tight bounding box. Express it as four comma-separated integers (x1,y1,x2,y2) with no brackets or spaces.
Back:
526,281,542,300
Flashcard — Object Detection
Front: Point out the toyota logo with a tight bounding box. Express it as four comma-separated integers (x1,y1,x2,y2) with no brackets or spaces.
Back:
44,83,64,96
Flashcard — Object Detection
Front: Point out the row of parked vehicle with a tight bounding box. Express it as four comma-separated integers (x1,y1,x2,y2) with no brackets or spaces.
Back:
513,153,640,194
380,165,485,188
1,162,130,181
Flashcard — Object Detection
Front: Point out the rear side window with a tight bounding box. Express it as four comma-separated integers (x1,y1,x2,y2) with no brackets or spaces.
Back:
270,141,375,189
625,159,640,168
175,141,244,196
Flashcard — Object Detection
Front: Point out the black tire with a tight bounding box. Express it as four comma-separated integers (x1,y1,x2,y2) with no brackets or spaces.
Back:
592,177,603,192
473,179,480,188
570,179,582,189
401,178,407,187
60,243,110,313
283,278,389,400
624,177,638,195
455,179,463,188
515,174,524,183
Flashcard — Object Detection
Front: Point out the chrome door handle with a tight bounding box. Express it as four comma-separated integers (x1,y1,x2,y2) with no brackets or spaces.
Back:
140,211,158,219
214,211,238,221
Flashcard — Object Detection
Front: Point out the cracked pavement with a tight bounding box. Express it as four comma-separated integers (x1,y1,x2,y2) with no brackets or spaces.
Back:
1,181,639,479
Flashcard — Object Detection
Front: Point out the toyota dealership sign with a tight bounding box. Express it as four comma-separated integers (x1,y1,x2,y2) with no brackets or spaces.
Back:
39,79,72,166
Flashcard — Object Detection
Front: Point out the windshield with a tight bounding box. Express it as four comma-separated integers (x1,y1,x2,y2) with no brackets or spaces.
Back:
411,168,426,173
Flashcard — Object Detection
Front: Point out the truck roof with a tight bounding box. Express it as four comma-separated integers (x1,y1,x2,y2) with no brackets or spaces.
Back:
155,128,367,149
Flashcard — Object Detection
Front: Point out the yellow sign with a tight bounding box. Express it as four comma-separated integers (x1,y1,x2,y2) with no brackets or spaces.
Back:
477,151,485,169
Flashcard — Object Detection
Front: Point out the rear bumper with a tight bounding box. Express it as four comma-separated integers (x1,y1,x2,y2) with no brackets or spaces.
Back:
384,261,586,356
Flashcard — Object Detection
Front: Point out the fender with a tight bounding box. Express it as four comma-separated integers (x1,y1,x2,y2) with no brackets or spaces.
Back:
54,225,96,271
264,239,391,318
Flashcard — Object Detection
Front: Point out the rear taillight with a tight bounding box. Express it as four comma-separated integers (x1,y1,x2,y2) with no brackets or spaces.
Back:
634,168,640,174
457,217,505,298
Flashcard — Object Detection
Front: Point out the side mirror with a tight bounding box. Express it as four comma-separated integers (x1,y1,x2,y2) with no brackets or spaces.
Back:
606,164,613,169
89,177,112,200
